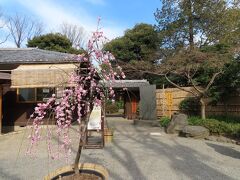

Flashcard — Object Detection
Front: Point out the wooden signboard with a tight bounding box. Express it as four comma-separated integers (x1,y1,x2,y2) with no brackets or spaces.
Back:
87,105,102,130
85,104,105,149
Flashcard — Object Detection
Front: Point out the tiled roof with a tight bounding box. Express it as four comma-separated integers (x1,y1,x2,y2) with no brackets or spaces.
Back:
0,48,75,64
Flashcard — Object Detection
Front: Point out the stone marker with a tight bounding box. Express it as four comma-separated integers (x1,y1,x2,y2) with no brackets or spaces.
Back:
182,125,209,139
166,113,188,134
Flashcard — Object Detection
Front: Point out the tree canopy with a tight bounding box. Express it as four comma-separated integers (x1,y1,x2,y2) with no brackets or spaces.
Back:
105,23,160,63
154,0,240,49
104,23,160,79
27,33,85,54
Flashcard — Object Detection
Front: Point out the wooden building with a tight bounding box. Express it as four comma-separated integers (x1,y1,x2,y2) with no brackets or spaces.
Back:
0,72,11,133
0,48,158,133
0,48,75,132
105,80,157,120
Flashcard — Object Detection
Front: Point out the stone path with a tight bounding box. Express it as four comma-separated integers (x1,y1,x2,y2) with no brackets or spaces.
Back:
0,117,240,180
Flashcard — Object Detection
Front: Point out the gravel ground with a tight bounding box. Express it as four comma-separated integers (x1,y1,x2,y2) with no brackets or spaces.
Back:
0,117,240,180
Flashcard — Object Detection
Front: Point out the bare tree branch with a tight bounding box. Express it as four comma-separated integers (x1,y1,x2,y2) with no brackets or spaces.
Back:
6,13,43,48
189,76,204,94
0,10,9,45
0,33,10,45
164,74,199,97
204,71,223,93
60,22,86,49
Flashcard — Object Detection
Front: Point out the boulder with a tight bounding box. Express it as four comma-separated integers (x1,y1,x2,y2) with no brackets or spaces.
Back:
182,125,209,139
166,113,188,134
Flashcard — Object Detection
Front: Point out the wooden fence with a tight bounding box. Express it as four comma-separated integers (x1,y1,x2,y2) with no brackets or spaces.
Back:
156,87,240,117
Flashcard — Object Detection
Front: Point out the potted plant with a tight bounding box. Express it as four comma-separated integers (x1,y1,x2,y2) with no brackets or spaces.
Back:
27,21,125,179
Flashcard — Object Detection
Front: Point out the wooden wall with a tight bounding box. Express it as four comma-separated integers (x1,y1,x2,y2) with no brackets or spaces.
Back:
2,84,35,126
156,87,240,117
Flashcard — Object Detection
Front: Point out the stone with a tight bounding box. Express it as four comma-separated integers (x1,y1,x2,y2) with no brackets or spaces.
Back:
166,113,188,134
206,136,238,144
182,125,209,139
205,136,218,141
151,120,162,127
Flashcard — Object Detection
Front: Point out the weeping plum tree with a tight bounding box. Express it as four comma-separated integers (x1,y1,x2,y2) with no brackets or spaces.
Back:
27,22,125,175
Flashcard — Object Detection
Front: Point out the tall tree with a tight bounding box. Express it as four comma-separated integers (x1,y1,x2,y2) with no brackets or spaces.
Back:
104,23,160,79
6,13,43,48
105,23,160,63
60,22,86,49
154,0,239,49
218,7,240,46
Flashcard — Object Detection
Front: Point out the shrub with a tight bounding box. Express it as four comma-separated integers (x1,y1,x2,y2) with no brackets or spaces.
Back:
179,97,200,116
105,103,119,114
115,100,124,109
188,116,240,137
208,115,239,124
159,116,171,128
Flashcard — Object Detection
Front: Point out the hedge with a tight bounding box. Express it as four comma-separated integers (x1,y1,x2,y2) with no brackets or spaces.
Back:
188,117,240,137
159,116,240,137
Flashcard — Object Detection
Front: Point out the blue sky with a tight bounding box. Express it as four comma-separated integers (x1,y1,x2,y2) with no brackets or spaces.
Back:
0,0,161,47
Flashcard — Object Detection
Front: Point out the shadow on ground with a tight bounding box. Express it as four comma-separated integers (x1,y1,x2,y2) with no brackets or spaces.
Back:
206,142,240,159
106,119,236,180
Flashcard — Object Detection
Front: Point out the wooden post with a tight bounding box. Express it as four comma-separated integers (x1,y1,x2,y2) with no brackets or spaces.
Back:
0,85,2,134
162,84,165,117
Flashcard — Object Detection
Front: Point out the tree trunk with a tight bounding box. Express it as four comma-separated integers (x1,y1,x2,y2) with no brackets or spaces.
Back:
187,0,194,50
74,137,83,174
200,98,206,119
74,121,86,174
73,110,91,174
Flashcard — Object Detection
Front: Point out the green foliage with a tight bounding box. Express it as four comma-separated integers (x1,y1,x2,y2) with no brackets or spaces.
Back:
179,98,200,116
105,100,119,114
218,8,240,46
104,23,160,79
208,115,240,124
159,116,171,128
154,0,240,48
188,116,240,137
115,100,124,109
27,33,85,54
105,23,160,63
209,59,240,103
105,104,119,114
154,1,240,119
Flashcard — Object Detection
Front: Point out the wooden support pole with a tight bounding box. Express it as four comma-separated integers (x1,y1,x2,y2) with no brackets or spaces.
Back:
0,85,2,134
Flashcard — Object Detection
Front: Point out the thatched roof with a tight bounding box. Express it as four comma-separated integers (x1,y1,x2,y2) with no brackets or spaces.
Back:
0,72,11,80
11,64,76,88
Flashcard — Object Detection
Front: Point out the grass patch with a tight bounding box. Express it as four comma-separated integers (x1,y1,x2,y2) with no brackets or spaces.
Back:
159,116,171,128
